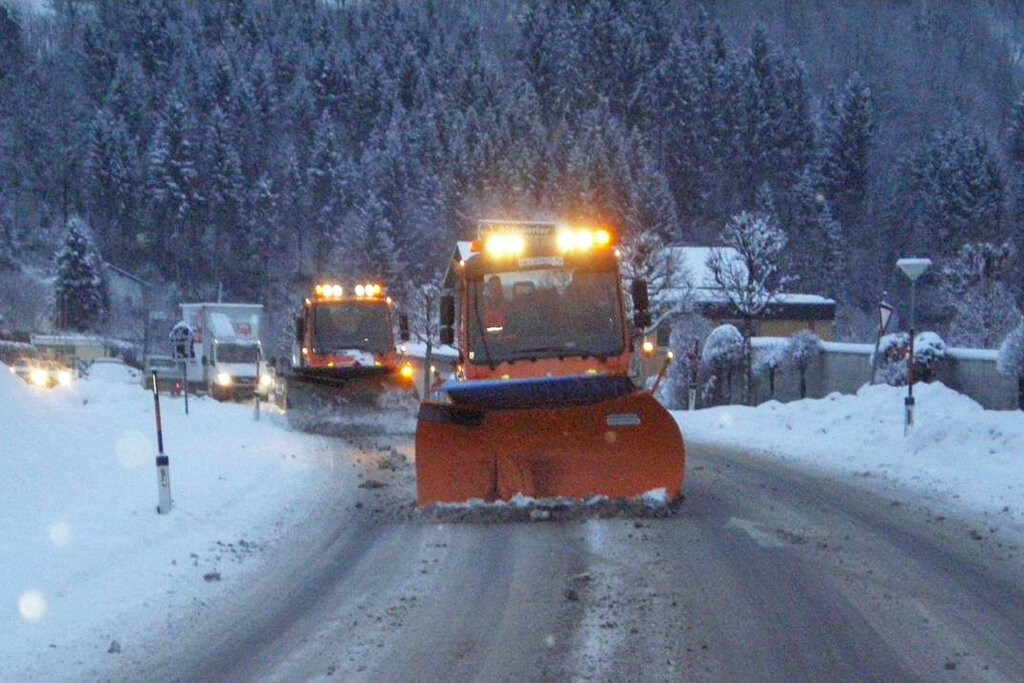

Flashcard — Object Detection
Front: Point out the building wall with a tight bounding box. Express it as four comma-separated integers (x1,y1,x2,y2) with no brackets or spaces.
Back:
105,271,148,342
756,319,834,341
107,273,146,309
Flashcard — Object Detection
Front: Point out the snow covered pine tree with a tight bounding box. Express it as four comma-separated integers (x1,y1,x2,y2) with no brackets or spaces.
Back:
53,217,108,332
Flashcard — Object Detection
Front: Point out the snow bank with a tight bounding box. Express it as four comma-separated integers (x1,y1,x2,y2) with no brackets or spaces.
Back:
676,382,1024,519
0,361,332,678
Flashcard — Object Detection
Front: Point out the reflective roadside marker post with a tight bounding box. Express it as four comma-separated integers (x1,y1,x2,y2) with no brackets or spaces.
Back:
182,360,189,415
688,338,700,411
896,258,932,436
151,371,172,514
253,345,261,422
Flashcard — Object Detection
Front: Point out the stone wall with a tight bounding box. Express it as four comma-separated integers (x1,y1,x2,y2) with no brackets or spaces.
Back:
747,339,1020,410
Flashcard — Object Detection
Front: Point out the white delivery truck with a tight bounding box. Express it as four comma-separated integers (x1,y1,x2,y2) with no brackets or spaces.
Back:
177,303,273,400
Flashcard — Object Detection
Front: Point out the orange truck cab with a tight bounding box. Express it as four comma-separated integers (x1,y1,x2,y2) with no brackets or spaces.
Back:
415,220,685,506
288,281,414,399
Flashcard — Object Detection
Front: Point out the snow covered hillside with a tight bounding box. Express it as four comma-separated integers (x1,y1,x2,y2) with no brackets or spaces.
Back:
0,362,334,679
677,383,1024,521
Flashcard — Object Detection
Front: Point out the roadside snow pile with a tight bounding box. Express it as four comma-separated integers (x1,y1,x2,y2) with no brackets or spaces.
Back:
0,362,331,680
676,382,1024,518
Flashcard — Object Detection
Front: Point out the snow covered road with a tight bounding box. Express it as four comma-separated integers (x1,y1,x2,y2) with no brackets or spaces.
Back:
6,364,1024,681
119,442,1024,682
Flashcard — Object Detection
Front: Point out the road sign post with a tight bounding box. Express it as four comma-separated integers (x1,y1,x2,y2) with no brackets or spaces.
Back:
871,298,896,385
896,258,932,436
170,323,195,416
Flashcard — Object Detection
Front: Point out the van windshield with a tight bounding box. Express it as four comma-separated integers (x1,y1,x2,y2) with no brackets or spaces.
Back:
467,266,623,365
216,344,259,364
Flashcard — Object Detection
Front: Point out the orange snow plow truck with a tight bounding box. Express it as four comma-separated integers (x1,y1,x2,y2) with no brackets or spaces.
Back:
415,220,685,506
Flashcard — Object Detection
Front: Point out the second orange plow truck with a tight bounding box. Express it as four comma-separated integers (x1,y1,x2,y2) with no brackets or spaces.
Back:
285,279,418,434
415,220,685,506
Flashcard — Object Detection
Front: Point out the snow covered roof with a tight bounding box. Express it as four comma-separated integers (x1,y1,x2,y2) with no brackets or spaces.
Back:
30,333,134,350
444,241,477,288
104,263,150,287
455,241,474,262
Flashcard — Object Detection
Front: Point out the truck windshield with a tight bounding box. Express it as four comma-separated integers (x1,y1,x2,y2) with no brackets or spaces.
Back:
468,266,624,365
313,302,391,354
216,343,259,363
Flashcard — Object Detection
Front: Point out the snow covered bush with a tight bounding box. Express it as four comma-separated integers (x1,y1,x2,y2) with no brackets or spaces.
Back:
913,331,946,382
997,323,1024,410
753,340,786,400
660,314,712,409
702,324,744,405
871,331,946,386
786,330,821,398
872,332,910,386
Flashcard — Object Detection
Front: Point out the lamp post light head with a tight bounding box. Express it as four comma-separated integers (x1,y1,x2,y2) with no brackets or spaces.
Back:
897,258,932,282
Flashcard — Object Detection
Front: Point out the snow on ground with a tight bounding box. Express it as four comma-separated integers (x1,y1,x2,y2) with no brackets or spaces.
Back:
676,382,1024,521
0,360,336,679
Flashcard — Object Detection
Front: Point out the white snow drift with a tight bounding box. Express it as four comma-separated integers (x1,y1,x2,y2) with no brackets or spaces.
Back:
0,361,333,680
677,381,1024,520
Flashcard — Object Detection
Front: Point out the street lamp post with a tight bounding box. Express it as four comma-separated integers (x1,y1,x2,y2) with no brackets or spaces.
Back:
896,258,932,435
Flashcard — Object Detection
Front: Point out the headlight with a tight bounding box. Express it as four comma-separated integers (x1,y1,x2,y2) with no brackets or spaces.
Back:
258,374,274,390
29,368,49,386
215,372,233,387
400,363,415,380
56,369,73,387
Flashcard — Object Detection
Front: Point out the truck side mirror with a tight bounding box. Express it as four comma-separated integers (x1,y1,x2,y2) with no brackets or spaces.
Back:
398,313,410,342
631,279,652,330
439,294,455,345
295,316,305,344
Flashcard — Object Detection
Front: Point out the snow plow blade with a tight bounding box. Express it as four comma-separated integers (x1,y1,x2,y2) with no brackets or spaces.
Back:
415,390,684,506
284,369,418,436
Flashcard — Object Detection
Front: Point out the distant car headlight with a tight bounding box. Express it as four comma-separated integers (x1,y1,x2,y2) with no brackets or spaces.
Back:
258,374,274,391
56,369,73,387
215,372,233,387
29,368,49,386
